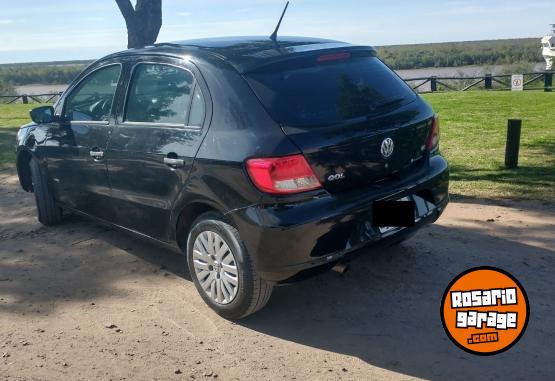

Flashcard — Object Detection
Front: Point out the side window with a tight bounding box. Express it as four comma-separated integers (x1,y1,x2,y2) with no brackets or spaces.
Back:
188,86,205,127
125,64,194,125
64,65,121,122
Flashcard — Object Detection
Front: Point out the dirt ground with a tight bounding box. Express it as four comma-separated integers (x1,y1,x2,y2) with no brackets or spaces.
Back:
1,167,554,381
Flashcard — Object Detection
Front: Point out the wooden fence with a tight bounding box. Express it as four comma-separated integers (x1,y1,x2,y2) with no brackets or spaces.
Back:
0,92,62,104
404,71,553,93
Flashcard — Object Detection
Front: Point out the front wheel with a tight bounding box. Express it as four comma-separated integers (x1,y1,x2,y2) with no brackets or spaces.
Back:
186,212,273,319
29,158,62,226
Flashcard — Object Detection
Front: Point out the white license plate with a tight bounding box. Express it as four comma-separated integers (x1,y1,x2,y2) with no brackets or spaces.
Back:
378,225,401,234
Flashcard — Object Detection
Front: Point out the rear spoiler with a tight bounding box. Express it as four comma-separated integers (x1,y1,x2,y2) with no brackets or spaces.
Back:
236,44,376,74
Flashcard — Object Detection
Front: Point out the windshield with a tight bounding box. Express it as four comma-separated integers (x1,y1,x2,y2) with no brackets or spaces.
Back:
246,56,416,127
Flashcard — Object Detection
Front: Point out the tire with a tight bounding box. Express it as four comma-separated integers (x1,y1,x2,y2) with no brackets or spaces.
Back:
29,158,62,226
186,212,273,319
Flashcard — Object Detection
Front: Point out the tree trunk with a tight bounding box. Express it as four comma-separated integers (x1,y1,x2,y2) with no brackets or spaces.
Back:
116,0,162,49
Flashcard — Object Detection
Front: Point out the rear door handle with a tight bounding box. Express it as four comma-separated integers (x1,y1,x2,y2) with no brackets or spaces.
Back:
90,150,104,160
164,157,184,168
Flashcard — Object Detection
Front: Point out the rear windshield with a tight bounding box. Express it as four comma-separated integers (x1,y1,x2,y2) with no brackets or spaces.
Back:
246,55,416,127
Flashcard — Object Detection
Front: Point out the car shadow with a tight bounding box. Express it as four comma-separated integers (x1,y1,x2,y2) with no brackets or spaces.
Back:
236,222,555,380
0,213,191,316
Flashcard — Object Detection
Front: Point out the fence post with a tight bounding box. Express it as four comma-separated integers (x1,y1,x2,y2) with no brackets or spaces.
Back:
545,73,553,92
485,74,492,89
430,76,437,92
22,95,28,104
505,119,522,169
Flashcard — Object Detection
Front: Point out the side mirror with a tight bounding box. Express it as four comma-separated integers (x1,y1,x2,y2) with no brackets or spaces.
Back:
30,106,56,124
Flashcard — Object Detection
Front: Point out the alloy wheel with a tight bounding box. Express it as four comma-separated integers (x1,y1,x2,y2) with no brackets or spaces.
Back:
192,230,239,305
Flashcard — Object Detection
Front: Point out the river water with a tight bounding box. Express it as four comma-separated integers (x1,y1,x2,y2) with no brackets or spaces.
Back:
396,63,545,79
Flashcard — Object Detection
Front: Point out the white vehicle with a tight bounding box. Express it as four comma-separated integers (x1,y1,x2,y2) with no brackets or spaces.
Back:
542,24,555,70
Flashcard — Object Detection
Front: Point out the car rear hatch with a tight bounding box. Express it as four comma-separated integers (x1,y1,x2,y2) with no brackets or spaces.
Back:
244,49,434,193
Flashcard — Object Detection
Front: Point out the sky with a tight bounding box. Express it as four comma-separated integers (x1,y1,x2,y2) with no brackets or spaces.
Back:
0,0,554,64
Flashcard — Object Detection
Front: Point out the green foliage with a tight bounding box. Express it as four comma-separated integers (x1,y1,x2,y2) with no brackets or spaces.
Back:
0,62,91,86
377,38,543,70
0,80,16,96
423,91,555,202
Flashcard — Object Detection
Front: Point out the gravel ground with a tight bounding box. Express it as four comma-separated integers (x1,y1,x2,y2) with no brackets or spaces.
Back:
1,168,554,381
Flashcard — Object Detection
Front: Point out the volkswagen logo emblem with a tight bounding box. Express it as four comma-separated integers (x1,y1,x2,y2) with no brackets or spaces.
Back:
380,138,395,159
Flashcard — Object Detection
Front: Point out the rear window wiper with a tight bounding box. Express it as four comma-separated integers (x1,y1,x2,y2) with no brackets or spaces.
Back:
359,97,408,119
372,97,406,110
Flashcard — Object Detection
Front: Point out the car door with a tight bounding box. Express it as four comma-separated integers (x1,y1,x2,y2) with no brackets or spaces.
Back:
107,58,209,241
46,63,123,221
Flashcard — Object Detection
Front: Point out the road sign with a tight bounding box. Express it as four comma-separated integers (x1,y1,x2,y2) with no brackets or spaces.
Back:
511,75,524,91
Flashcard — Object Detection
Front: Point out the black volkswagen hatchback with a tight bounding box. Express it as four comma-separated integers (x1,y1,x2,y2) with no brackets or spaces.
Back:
16,37,449,318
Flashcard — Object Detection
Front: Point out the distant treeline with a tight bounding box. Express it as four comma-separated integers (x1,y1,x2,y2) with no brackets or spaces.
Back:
376,38,543,70
0,62,91,88
0,81,15,95
0,38,546,92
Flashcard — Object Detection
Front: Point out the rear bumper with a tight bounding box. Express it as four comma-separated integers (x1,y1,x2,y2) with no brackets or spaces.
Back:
229,155,449,282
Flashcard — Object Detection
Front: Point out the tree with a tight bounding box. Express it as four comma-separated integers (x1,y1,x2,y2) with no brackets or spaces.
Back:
116,0,162,49
0,80,16,96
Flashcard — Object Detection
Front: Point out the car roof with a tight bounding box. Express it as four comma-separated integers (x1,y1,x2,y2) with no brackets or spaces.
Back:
104,36,375,73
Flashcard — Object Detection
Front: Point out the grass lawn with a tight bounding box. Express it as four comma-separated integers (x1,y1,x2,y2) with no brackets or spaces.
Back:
422,91,554,203
1,91,554,202
0,104,35,169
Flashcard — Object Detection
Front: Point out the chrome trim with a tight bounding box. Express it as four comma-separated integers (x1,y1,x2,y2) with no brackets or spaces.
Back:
89,150,105,159
164,157,185,167
380,137,395,159
70,121,110,126
118,121,201,131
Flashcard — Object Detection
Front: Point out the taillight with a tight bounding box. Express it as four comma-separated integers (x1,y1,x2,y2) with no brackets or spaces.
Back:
316,52,351,63
426,115,440,152
246,154,322,194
